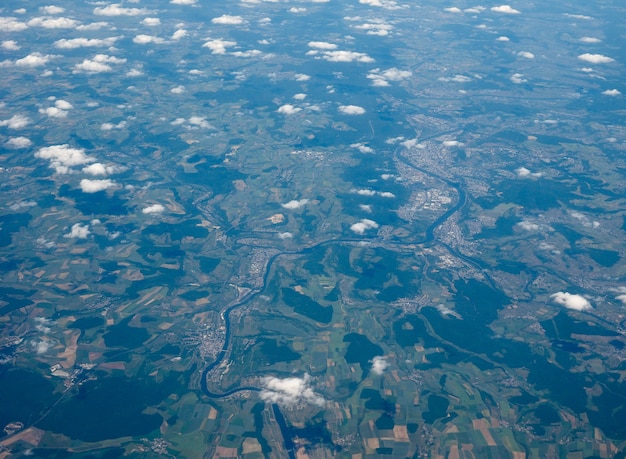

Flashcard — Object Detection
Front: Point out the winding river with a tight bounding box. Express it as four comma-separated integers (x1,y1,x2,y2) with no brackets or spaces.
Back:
199,147,472,456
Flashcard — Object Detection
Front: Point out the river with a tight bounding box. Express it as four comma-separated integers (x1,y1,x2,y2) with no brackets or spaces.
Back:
199,145,474,456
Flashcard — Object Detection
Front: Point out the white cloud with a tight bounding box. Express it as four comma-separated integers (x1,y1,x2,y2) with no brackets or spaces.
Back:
81,163,108,176
351,143,374,153
40,5,65,14
580,37,601,43
101,120,126,130
172,116,214,129
442,140,463,147
55,37,120,49
142,204,165,214
15,52,53,67
5,136,32,148
27,16,79,28
564,13,592,20
93,53,125,64
444,7,462,13
321,50,374,63
231,49,262,57
379,67,411,80
278,232,293,239
0,114,31,129
338,105,366,115
370,356,388,375
550,292,592,311
350,218,379,234
454,75,473,82
172,29,188,40
39,106,68,118
439,75,471,83
76,22,109,31
34,317,52,334
359,0,399,9
293,93,307,100
126,68,144,77
602,89,621,96
277,104,301,115
367,67,411,86
281,198,309,209
578,53,614,64
616,293,626,306
289,7,307,13
73,54,126,73
35,144,95,174
359,26,391,37
436,304,461,318
141,17,160,26
295,73,310,81
2,40,20,50
54,99,72,109
203,38,237,54
353,189,394,198
79,178,116,193
171,85,185,94
188,116,213,128
260,374,325,407
82,162,124,176
64,223,91,239
212,15,245,25
171,0,197,4
401,138,422,149
0,17,28,32
518,51,535,59
74,60,111,73
94,4,150,16
465,6,485,13
308,41,337,50
515,166,542,177
491,5,521,14
370,78,389,87
496,36,510,41
231,71,246,81
32,339,51,355
568,211,599,229
516,221,539,231
133,34,165,44
510,73,527,84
